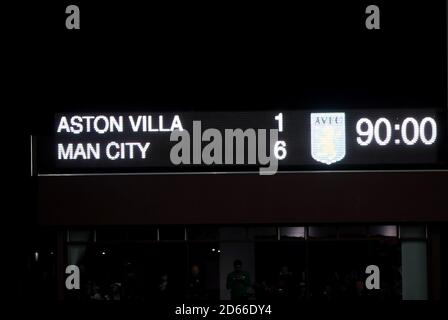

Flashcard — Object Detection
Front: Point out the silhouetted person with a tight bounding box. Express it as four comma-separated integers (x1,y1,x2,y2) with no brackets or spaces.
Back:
226,259,251,300
90,285,103,300
275,265,294,299
105,282,121,301
186,264,205,300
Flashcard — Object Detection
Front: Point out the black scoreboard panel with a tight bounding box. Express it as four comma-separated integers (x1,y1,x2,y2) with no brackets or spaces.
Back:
35,108,447,174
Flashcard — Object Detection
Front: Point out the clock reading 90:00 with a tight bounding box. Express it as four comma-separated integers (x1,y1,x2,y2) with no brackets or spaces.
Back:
356,117,437,146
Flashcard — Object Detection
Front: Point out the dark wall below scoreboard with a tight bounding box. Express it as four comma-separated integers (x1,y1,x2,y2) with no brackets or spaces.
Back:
37,171,447,225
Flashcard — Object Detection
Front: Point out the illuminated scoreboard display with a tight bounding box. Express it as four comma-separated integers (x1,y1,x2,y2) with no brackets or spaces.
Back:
35,108,447,175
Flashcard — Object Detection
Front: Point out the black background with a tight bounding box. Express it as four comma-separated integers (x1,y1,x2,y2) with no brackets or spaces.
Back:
6,0,448,314
17,1,447,133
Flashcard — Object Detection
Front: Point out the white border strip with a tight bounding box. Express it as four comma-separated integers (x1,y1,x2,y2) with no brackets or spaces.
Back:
30,135,34,177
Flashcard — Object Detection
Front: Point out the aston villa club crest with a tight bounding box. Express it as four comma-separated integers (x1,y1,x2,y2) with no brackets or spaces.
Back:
310,113,346,165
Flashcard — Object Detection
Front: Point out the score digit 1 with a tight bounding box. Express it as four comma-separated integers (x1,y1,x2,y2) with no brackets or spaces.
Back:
275,112,283,132
274,113,287,160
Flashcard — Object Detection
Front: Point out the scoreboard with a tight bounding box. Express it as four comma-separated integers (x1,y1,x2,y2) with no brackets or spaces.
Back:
35,108,447,175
